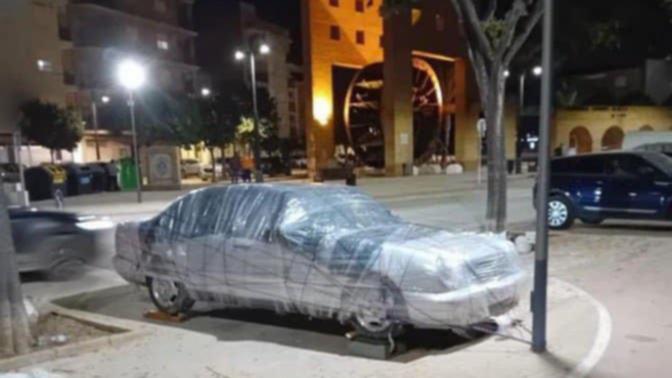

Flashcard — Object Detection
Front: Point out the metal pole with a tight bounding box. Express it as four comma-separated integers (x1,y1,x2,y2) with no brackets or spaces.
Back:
91,99,101,161
532,0,554,353
249,52,264,183
128,90,142,204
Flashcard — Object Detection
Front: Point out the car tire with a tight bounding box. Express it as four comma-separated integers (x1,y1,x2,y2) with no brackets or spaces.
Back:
548,195,575,230
343,281,406,339
147,277,194,316
46,258,85,281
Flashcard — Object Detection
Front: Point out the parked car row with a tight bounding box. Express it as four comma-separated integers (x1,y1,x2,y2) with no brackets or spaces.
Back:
542,151,672,229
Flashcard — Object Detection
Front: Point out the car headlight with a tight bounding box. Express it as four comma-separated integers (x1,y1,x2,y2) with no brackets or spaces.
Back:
76,216,114,231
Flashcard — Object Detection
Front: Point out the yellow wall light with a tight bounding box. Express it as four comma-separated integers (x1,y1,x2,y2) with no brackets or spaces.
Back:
313,97,332,126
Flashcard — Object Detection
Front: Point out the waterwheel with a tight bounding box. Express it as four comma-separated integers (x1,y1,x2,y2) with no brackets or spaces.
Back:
344,58,443,168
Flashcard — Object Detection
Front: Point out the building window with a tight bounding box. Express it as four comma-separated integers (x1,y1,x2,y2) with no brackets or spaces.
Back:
36,59,53,72
157,34,169,50
154,0,167,13
330,25,341,41
329,0,339,7
355,0,364,12
356,30,365,45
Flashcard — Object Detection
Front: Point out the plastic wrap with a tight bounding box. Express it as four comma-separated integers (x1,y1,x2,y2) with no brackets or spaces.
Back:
114,184,525,330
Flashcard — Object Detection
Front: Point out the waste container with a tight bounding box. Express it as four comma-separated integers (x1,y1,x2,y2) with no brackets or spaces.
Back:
63,164,95,196
86,163,108,193
119,157,138,191
95,162,119,191
24,165,66,201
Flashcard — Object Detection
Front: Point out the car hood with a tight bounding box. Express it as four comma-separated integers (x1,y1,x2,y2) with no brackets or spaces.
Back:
316,224,522,290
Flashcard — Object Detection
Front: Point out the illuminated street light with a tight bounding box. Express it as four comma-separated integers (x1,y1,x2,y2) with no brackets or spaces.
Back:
234,37,271,183
101,95,110,104
117,59,147,204
259,43,271,55
504,70,511,78
533,66,543,76
201,87,211,97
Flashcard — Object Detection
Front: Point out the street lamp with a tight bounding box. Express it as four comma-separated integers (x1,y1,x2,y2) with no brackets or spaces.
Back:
117,59,147,204
200,87,211,97
90,93,111,161
533,65,543,76
235,37,271,183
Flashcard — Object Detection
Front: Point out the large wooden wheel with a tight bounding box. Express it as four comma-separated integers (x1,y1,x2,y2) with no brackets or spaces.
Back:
344,58,443,168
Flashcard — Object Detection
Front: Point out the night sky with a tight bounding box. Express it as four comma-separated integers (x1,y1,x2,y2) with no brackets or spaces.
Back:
245,0,303,63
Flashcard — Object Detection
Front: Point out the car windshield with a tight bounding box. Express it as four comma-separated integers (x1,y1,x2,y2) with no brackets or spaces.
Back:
644,153,672,177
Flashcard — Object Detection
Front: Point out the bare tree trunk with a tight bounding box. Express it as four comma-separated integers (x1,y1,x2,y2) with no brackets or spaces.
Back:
484,70,508,233
209,147,216,183
0,185,33,356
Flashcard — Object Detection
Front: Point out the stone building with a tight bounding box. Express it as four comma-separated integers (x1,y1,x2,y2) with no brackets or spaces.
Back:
300,0,518,178
64,0,200,162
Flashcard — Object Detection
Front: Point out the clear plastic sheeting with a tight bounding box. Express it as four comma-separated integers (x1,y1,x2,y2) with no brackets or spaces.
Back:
114,184,525,330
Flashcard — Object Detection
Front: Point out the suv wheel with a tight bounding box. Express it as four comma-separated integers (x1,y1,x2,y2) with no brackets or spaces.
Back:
548,196,575,230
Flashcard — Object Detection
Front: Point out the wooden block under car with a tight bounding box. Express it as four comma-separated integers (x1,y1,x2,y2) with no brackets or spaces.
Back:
143,309,189,323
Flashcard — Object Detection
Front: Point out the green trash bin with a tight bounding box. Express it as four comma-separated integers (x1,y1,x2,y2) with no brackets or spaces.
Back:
119,158,138,191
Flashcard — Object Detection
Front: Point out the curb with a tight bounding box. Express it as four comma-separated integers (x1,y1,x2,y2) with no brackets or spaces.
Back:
0,303,150,372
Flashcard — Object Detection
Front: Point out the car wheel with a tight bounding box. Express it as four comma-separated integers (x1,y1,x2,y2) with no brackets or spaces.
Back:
47,259,85,281
343,282,405,339
548,196,575,230
147,277,194,316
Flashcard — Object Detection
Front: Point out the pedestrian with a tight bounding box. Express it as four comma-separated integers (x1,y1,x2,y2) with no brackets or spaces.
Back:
241,154,254,183
230,154,241,184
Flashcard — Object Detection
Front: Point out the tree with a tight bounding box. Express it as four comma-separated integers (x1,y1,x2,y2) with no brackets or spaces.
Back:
19,100,84,163
449,0,543,232
0,186,32,357
195,92,240,182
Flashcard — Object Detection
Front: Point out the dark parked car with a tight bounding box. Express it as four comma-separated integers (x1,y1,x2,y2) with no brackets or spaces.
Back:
114,184,524,338
9,207,113,275
544,151,672,229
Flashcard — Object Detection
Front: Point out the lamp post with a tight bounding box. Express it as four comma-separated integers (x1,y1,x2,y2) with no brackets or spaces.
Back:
117,59,147,204
90,93,110,161
516,65,543,170
235,38,271,184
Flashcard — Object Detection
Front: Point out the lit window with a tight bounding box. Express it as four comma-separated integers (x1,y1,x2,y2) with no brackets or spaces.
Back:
356,0,364,12
356,30,365,45
157,34,169,50
154,0,167,13
329,0,339,7
330,25,341,41
36,59,53,72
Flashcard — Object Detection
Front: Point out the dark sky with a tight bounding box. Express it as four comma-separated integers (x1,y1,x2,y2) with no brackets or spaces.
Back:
246,0,302,63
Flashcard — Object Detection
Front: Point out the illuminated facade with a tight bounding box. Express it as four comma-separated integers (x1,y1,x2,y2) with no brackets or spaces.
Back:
301,0,517,177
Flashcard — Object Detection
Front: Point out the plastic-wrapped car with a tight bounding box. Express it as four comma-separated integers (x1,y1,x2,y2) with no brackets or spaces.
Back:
114,184,525,338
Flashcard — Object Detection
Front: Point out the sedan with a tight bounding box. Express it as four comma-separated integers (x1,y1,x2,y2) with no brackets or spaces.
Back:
181,159,203,178
10,207,113,275
114,185,524,338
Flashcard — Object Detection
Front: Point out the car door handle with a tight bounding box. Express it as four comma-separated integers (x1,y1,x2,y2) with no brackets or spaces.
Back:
629,192,637,197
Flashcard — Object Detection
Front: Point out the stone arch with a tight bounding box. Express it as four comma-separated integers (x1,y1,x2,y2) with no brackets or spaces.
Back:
601,126,625,150
640,125,654,131
569,126,593,154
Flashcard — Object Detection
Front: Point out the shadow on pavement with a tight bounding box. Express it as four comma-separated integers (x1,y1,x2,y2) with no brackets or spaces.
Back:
55,284,481,362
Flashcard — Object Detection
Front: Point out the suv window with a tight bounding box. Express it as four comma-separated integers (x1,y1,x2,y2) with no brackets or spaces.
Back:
576,156,607,175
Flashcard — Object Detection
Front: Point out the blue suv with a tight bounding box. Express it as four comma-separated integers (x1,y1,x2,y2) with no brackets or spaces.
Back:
545,151,672,229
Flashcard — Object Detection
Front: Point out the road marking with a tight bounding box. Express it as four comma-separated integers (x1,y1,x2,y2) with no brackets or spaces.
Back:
554,278,613,378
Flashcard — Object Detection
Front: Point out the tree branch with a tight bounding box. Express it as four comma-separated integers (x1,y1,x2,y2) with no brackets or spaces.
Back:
483,0,497,21
504,0,543,65
453,0,495,59
496,0,527,58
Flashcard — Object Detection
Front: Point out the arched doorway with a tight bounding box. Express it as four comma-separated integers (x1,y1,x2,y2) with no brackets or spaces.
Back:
640,125,654,131
601,126,624,150
569,126,593,154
